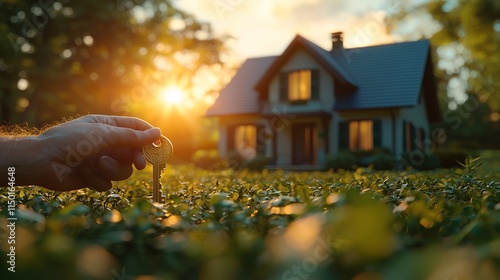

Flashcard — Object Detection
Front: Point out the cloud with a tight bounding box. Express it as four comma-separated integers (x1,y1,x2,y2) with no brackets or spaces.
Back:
174,0,398,59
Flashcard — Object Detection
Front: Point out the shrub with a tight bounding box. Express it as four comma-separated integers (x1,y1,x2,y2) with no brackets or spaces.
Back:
243,155,272,171
447,140,482,150
323,152,358,170
433,149,470,168
350,147,391,158
401,152,441,170
225,151,246,170
371,153,396,170
191,149,223,170
350,148,392,166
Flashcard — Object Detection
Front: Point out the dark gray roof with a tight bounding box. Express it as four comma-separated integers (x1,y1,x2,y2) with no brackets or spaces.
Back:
301,37,358,85
331,40,430,110
205,56,276,116
206,36,436,117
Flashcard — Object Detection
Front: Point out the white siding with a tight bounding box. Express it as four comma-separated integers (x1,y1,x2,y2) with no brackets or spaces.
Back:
398,91,430,153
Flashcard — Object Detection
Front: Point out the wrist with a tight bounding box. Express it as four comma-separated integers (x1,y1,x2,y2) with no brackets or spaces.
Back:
0,136,47,186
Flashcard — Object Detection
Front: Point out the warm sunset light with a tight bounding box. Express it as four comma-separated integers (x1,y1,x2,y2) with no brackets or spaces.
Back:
160,86,186,108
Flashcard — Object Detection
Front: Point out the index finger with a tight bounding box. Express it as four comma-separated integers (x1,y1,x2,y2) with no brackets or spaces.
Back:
80,115,155,131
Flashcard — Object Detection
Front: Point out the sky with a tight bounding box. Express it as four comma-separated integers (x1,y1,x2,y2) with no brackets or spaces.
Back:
174,0,469,106
175,0,403,60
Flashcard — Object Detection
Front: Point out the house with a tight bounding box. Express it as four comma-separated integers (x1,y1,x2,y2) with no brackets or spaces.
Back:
206,32,441,168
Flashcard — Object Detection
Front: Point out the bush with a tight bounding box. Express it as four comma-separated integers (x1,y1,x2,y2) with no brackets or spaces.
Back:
401,152,441,170
350,147,391,158
371,153,396,170
191,149,224,170
447,140,482,150
225,151,246,169
350,148,392,166
243,155,272,171
433,149,471,168
323,152,358,170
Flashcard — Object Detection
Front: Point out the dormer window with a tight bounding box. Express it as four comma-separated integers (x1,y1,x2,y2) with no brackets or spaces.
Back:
280,69,319,104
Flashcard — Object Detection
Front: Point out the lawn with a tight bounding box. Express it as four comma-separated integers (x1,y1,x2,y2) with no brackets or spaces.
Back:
0,158,499,280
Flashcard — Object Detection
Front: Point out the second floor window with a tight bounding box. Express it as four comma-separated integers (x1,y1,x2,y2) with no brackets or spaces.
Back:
280,69,319,103
288,70,311,101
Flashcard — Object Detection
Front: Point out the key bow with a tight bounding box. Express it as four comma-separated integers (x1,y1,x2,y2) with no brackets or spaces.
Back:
142,135,173,164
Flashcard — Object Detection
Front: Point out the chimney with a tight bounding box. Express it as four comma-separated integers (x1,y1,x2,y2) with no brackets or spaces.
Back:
331,32,343,51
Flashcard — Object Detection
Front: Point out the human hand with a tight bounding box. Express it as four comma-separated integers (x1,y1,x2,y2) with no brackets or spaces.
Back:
9,115,161,191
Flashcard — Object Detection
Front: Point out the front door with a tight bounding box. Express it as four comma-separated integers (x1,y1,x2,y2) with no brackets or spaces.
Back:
292,123,317,165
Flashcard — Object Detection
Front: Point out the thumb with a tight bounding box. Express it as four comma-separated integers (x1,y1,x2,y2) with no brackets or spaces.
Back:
102,126,162,148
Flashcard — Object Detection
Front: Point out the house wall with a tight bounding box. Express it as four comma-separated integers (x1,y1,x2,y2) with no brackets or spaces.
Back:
262,49,335,115
259,48,335,166
398,91,430,153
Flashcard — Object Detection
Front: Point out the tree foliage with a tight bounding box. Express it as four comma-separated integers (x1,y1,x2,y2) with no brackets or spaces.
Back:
0,0,225,125
389,0,500,112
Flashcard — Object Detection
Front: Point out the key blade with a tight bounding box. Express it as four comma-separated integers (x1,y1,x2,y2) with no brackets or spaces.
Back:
158,163,166,203
152,163,160,202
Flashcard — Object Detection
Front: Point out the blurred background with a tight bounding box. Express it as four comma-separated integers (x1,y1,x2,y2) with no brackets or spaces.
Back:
0,0,499,162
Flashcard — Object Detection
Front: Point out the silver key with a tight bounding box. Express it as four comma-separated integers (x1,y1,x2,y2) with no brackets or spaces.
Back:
142,135,173,203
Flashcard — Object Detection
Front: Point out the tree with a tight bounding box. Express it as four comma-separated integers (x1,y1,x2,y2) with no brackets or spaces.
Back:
0,0,225,126
441,93,499,148
388,0,500,112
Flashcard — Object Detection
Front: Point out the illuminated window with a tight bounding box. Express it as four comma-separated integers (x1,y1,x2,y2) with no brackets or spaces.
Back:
235,125,256,159
349,120,373,150
288,70,311,101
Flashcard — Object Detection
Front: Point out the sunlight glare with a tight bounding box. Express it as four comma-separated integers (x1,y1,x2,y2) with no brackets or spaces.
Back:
161,86,185,107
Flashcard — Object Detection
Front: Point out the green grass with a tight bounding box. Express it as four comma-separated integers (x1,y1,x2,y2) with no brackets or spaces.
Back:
0,161,499,280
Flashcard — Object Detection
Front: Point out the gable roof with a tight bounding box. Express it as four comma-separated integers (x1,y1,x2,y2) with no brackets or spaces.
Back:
206,34,440,122
205,56,276,117
331,40,430,109
255,35,357,99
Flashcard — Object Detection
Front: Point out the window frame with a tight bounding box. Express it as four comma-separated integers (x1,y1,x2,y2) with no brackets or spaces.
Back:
279,69,319,104
348,119,374,151
227,124,266,157
288,69,312,102
338,119,382,151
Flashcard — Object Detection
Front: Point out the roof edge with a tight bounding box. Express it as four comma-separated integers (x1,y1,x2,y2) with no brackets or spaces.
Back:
254,34,357,98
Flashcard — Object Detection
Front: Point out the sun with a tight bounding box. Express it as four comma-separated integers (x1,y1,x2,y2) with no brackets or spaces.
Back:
160,86,185,107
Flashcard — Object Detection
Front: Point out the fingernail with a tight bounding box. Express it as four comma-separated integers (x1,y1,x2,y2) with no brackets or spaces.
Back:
146,128,161,137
